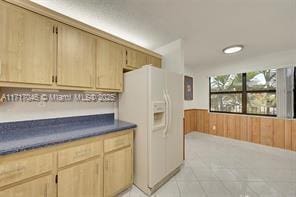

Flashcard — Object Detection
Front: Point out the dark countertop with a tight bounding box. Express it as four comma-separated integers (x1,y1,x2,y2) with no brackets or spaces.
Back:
0,114,136,156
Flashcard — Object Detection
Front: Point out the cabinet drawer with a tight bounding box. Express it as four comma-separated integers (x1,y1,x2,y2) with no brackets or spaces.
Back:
0,175,52,197
58,141,102,168
0,153,53,187
104,133,132,153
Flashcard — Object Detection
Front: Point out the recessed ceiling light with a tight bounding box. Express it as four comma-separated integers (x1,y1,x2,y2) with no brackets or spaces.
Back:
223,45,244,54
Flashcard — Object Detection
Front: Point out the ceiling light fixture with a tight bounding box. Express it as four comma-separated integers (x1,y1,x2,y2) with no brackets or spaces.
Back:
223,45,244,54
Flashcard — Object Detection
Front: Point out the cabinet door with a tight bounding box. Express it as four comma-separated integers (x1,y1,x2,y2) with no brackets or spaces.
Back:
125,48,147,69
57,23,95,88
0,1,55,85
58,158,103,197
0,175,52,197
104,147,132,197
96,38,124,91
147,56,161,68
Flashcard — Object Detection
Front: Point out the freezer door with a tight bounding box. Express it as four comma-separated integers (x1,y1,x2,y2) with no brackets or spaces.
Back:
148,66,167,188
165,71,184,174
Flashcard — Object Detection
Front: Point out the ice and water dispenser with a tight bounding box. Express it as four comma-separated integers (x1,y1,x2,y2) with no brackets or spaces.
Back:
152,101,166,131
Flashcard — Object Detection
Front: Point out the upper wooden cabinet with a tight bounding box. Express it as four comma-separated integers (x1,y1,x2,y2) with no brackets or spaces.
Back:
57,23,96,88
125,48,148,70
0,1,55,85
0,1,161,92
147,56,161,68
96,38,124,91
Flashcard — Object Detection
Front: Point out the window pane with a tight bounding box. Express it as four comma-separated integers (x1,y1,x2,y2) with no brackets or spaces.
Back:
210,94,242,113
210,74,242,92
247,69,277,90
247,93,276,115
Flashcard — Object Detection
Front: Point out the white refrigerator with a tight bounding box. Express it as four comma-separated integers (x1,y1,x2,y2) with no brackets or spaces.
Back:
119,65,183,195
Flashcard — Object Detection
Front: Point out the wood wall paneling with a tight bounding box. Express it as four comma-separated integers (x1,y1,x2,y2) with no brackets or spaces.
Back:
196,110,203,132
292,120,296,151
203,110,209,133
260,118,274,146
248,117,261,144
184,110,197,134
184,109,295,152
240,116,249,141
273,119,286,149
227,115,236,139
285,120,292,150
209,113,217,135
216,114,225,137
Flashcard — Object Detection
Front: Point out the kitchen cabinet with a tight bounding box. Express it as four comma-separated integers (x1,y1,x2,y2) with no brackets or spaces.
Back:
57,23,96,88
96,38,124,91
0,1,55,85
58,158,103,197
0,1,161,91
125,48,148,70
0,129,133,197
147,56,161,68
104,147,133,197
0,175,52,197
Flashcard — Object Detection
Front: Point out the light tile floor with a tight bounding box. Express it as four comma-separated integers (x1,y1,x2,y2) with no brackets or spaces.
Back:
120,132,296,197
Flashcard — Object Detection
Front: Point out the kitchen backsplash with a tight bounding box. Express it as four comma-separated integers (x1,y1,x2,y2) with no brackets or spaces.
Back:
0,88,117,123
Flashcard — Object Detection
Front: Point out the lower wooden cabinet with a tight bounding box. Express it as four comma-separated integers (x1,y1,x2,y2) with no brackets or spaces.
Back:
104,147,133,197
58,158,103,197
0,175,52,197
0,129,133,197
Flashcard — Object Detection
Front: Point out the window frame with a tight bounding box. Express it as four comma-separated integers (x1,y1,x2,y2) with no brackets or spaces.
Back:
209,72,277,117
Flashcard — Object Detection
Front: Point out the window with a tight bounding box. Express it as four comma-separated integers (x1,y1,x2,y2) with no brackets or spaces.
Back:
210,74,243,113
246,69,277,115
209,69,277,116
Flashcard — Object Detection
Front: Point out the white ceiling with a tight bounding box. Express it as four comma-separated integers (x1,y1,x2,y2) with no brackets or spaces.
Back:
32,0,296,68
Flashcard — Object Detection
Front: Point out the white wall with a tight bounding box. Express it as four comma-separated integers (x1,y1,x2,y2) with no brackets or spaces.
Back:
155,39,184,75
0,88,116,123
192,49,296,109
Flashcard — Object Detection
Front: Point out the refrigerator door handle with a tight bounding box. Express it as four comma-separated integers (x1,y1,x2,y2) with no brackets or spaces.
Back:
163,90,169,137
166,91,172,136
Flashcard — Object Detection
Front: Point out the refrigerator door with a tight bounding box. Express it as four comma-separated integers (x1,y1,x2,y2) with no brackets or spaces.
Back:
165,71,184,174
148,66,167,188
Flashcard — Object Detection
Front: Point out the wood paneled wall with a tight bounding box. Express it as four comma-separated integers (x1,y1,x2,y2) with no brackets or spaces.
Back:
184,109,209,134
184,109,296,151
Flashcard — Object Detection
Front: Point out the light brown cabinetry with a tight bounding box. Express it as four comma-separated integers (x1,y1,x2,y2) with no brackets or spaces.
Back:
0,1,55,85
57,23,96,88
96,38,124,91
125,48,148,70
0,129,133,197
104,147,133,197
58,158,103,197
147,56,161,68
0,0,161,91
0,153,53,188
0,175,52,197
103,132,133,197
